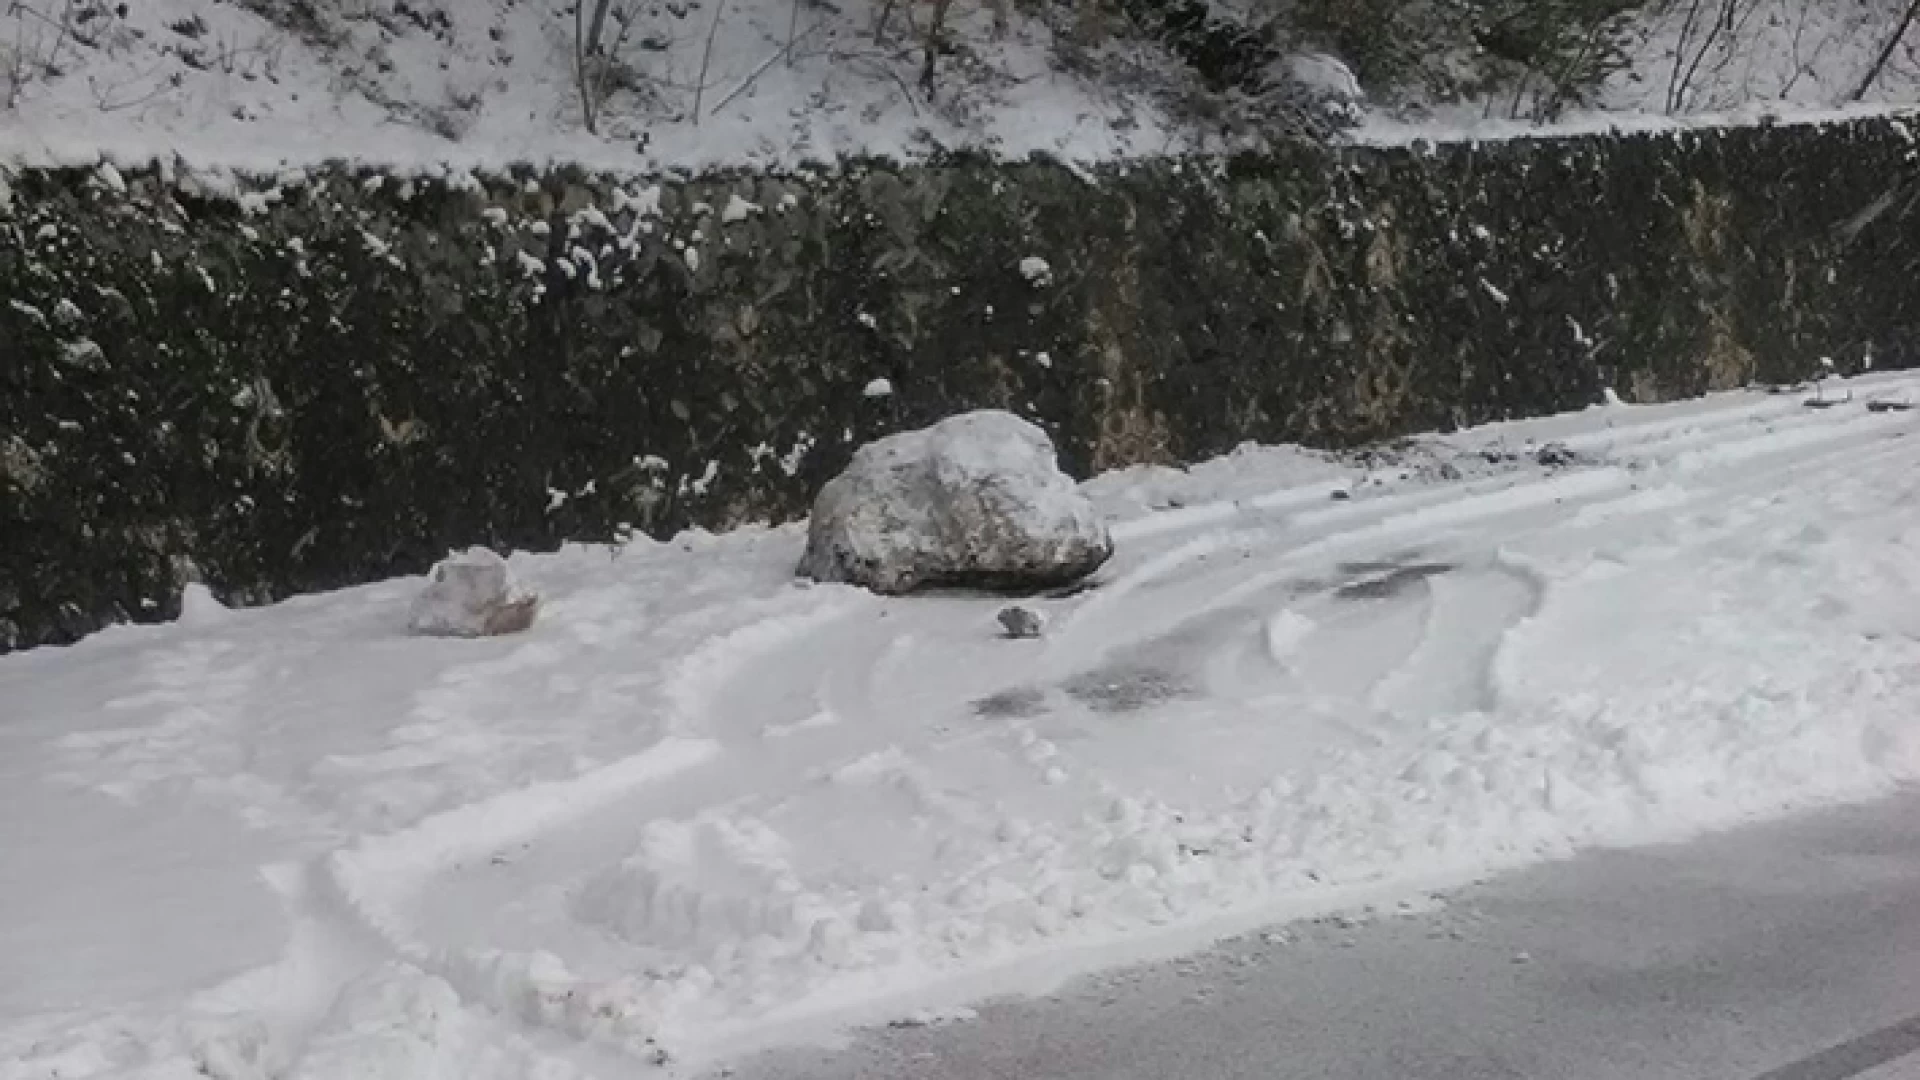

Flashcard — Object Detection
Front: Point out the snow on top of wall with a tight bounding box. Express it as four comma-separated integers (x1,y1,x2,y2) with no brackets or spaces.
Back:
1351,100,1920,149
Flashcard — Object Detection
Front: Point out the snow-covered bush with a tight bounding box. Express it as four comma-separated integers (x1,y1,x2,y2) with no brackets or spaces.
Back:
799,411,1113,595
407,548,540,638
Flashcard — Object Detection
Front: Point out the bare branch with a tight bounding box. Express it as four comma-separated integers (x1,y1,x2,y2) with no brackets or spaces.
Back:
1853,0,1920,101
573,0,598,132
692,0,728,124
711,19,824,117
918,0,954,96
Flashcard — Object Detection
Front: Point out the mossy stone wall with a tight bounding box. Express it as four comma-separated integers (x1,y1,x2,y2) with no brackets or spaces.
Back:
3,118,1917,650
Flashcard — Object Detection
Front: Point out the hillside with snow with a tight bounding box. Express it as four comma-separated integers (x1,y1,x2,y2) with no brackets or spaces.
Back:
1,0,1917,175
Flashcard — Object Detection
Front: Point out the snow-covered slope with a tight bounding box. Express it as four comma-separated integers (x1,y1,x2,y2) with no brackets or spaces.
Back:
5,375,1920,1078
0,0,1173,175
1,0,1915,174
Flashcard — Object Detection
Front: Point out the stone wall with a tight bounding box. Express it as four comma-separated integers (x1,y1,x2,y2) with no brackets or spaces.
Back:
3,118,1917,650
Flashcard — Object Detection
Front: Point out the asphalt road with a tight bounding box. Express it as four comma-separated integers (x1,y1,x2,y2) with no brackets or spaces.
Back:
724,793,1920,1080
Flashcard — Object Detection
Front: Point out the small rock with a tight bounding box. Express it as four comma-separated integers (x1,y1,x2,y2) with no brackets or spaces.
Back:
1534,442,1579,467
998,605,1046,639
408,548,539,637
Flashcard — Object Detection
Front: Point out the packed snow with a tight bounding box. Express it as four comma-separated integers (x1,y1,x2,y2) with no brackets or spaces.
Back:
5,375,1920,1078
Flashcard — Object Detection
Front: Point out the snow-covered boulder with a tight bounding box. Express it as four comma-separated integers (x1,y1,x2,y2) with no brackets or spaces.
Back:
799,411,1112,594
407,548,539,637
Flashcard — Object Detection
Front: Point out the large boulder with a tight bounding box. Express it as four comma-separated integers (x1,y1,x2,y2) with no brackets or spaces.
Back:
407,548,540,637
799,411,1113,594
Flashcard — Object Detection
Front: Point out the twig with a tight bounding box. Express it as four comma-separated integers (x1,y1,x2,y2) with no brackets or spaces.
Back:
90,66,177,113
691,0,728,124
1664,0,1716,113
10,0,81,79
837,49,920,116
586,0,615,60
1853,0,1920,101
575,0,640,134
573,0,597,132
1668,0,1758,113
625,69,714,94
710,20,823,117
918,0,953,96
1504,66,1531,120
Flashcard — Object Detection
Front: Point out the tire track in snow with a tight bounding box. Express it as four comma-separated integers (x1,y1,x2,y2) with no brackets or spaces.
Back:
1059,392,1917,668
327,386,1920,1068
294,588,873,1060
1365,555,1548,720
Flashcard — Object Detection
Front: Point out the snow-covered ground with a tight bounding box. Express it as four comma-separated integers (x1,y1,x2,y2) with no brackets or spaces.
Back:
5,375,1920,1078
0,0,1915,176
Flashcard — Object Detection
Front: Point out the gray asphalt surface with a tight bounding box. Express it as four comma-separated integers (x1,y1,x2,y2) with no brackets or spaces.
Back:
723,793,1920,1080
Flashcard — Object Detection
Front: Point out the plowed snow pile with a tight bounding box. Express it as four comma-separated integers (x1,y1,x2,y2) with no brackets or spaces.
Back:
5,375,1920,1078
